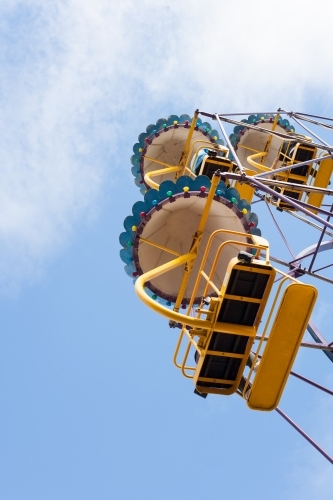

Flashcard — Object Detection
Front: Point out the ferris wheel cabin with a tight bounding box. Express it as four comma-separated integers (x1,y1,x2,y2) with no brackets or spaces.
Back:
121,110,327,412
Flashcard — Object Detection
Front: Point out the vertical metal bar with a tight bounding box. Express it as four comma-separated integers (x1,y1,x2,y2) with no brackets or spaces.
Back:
178,110,199,177
308,203,333,272
261,112,279,164
275,407,333,465
173,172,221,313
214,114,246,174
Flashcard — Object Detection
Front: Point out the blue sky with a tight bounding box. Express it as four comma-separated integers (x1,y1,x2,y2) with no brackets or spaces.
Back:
1,1,333,499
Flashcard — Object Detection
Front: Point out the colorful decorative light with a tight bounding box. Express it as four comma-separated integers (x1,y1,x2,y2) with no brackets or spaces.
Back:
200,186,206,193
132,226,137,231
140,211,146,218
183,186,189,192
166,190,173,197
231,197,237,204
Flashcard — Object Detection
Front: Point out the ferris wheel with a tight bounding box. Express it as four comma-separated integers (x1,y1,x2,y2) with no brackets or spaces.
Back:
120,108,333,464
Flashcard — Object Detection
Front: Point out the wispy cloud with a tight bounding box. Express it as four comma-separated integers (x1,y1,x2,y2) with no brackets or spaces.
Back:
1,0,333,293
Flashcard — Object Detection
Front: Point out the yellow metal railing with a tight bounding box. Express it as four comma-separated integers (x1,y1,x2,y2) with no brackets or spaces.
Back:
135,171,222,325
183,141,229,177
242,268,309,399
141,109,228,189
143,141,225,189
144,165,181,190
173,233,271,378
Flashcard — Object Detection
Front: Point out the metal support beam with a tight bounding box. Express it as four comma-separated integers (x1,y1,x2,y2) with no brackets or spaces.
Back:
275,407,333,465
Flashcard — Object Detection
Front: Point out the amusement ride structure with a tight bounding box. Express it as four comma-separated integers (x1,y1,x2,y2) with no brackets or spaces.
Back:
119,109,333,464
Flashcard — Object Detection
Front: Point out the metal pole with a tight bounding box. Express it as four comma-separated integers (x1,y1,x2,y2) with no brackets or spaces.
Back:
199,111,284,118
282,196,333,218
288,113,333,149
275,407,333,465
308,202,333,272
290,371,333,396
216,115,333,153
255,337,333,353
249,176,333,233
283,110,333,123
256,178,333,199
291,114,333,131
253,155,333,179
307,322,333,363
214,114,246,174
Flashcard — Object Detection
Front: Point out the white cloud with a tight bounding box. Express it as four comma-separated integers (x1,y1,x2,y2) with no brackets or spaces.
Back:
0,0,333,494
1,0,333,293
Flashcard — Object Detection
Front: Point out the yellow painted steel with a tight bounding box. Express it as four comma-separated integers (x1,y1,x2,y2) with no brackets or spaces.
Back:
171,240,275,395
184,233,271,320
135,253,258,335
197,156,235,182
142,128,229,190
135,252,211,330
184,142,229,176
172,172,221,313
246,282,318,411
139,237,182,257
261,113,280,164
134,170,319,404
234,176,256,203
246,152,272,174
241,151,284,204
144,165,180,190
307,155,333,213
135,231,271,379
192,259,275,396
135,173,235,328
267,142,317,210
193,332,253,396
177,110,199,178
